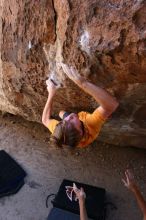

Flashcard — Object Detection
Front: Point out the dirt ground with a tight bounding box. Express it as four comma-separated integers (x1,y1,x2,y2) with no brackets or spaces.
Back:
0,113,146,220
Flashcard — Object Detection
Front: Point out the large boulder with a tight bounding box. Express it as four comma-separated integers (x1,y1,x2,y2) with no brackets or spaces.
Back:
1,0,146,148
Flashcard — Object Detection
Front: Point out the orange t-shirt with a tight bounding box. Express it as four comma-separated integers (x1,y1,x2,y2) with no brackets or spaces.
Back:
47,109,106,148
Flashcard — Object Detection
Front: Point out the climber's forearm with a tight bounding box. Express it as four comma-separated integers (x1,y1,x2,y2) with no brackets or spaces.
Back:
61,63,118,112
42,95,54,127
77,79,119,112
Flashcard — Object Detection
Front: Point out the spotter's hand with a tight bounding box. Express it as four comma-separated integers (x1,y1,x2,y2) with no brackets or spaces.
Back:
122,169,136,192
73,183,86,203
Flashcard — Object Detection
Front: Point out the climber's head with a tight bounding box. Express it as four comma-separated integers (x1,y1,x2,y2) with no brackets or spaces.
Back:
50,113,83,148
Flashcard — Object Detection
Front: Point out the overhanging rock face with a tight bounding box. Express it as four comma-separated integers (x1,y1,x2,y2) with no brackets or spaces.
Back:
1,0,146,148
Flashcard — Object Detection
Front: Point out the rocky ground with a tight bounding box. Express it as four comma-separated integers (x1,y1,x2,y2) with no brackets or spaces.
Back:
0,113,146,220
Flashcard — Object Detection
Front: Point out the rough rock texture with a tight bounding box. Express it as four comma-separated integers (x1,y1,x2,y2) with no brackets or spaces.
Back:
0,0,146,148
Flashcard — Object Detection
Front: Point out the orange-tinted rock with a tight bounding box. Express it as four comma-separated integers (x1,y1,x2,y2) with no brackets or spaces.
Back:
0,0,146,148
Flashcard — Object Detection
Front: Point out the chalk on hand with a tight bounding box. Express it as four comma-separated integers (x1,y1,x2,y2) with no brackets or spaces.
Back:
46,78,62,89
46,79,50,87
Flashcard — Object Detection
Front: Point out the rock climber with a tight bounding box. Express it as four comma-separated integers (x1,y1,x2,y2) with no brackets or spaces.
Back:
42,63,119,148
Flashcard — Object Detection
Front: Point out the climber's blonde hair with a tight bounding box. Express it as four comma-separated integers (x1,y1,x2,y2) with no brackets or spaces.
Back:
50,120,82,148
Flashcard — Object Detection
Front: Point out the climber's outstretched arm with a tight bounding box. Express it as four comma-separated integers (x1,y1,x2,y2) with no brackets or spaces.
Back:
61,63,119,119
42,80,58,128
